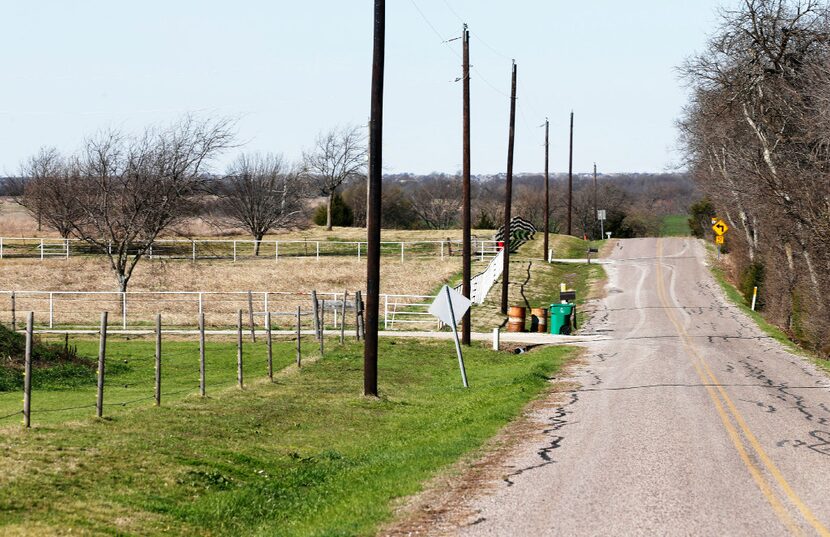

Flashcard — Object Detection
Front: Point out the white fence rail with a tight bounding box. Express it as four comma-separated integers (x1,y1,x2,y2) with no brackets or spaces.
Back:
454,248,505,305
0,290,441,332
0,237,499,263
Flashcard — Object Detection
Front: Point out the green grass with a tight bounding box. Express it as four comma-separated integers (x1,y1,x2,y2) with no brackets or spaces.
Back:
0,336,309,425
660,215,691,237
0,337,576,536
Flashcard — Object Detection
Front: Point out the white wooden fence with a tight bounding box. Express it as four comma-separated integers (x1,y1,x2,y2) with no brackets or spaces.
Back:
454,248,505,305
0,237,500,263
0,290,442,332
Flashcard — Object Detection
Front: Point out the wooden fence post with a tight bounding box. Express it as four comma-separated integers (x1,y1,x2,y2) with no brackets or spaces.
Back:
296,306,302,368
266,312,273,381
199,312,206,397
237,309,243,389
247,290,256,343
311,291,320,341
355,291,362,340
340,290,347,344
23,312,33,428
155,314,161,406
356,291,365,340
96,312,108,418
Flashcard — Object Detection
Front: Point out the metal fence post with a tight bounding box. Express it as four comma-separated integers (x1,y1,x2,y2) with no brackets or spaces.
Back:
23,312,33,428
400,242,404,263
316,241,320,261
199,312,206,397
49,292,54,328
357,242,361,261
65,239,69,259
233,240,237,262
275,240,279,261
96,312,108,418
121,292,127,329
192,241,196,261
40,239,44,260
155,314,161,406
384,294,389,330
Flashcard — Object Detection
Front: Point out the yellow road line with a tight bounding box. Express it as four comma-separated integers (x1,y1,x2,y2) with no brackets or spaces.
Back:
654,239,805,536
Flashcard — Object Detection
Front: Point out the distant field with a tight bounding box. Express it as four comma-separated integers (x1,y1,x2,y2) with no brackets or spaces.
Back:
660,214,691,237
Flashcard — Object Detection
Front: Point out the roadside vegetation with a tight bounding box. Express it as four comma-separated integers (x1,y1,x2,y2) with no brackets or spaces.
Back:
679,0,830,358
0,337,576,536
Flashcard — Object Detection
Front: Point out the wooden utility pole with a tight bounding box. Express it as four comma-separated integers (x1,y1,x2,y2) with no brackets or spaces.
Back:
364,0,385,397
593,163,598,240
461,23,472,346
500,61,517,315
567,111,574,236
543,118,550,261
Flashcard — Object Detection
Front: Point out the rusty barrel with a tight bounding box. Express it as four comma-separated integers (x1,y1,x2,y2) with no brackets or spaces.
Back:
530,307,547,333
507,306,526,332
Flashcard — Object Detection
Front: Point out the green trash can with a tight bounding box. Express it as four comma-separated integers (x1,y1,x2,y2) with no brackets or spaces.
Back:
549,303,575,335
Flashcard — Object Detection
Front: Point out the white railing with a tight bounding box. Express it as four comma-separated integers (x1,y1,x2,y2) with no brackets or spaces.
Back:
0,289,439,332
454,248,505,305
0,237,500,263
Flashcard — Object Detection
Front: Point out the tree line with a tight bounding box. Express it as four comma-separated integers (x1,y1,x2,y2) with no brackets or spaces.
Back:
8,114,695,293
679,0,830,356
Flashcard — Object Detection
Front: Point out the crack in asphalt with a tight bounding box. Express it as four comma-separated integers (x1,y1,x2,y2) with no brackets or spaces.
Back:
502,392,580,487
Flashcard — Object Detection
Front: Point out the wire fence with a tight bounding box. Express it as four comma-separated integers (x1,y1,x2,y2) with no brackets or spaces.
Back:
1,306,353,428
0,236,501,263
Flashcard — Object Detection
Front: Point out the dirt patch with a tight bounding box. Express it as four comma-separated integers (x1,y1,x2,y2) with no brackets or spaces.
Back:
379,353,585,536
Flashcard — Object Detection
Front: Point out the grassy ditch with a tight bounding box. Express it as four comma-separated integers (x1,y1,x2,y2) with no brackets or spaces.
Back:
0,337,576,536
708,259,830,374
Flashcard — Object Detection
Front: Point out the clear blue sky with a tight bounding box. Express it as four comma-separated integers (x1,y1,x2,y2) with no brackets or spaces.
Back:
0,0,728,176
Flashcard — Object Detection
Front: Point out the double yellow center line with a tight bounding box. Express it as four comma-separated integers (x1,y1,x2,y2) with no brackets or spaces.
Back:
655,239,828,536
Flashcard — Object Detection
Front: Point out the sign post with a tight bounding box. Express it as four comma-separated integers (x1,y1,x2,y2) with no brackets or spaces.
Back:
597,209,606,240
429,285,471,388
712,218,729,260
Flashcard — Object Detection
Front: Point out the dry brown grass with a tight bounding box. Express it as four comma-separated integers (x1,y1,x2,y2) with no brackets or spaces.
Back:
0,256,460,329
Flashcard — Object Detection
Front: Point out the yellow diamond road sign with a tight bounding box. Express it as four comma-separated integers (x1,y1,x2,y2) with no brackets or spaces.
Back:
712,219,729,236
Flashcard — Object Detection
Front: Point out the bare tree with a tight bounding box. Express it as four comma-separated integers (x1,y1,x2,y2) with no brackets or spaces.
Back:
18,147,83,237
211,153,306,254
36,116,235,292
679,0,830,353
302,125,367,231
407,176,460,229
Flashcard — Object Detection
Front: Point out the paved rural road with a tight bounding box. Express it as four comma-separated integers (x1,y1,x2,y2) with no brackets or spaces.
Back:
453,237,830,536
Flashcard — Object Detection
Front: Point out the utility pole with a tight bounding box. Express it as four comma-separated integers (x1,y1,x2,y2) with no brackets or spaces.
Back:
543,118,550,261
461,23,472,346
500,60,517,315
567,111,574,236
364,0,385,397
593,162,598,240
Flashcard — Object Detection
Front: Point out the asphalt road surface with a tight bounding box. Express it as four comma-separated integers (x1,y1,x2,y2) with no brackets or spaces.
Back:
456,237,830,536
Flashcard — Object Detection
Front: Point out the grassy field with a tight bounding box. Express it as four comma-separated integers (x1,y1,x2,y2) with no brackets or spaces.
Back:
659,214,691,237
0,337,576,536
